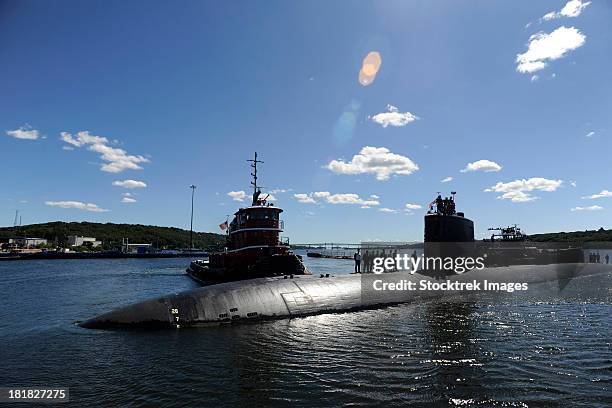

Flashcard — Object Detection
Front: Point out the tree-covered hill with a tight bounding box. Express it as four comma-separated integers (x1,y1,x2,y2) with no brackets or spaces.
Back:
0,222,226,250
528,227,612,243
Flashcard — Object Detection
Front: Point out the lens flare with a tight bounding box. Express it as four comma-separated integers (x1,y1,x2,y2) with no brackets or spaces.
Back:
333,99,361,146
359,51,382,86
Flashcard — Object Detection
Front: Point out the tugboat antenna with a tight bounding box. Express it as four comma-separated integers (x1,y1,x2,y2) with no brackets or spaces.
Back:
247,152,264,196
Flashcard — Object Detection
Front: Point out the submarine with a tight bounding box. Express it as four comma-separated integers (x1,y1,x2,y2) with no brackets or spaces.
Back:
79,188,612,329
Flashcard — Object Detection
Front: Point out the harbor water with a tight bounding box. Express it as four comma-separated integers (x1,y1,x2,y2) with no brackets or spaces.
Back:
1,252,610,407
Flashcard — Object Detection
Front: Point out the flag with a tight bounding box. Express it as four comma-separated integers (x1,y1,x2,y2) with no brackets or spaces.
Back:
219,221,228,231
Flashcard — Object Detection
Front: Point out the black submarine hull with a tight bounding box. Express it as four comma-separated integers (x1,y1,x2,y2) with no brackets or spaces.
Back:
79,263,612,329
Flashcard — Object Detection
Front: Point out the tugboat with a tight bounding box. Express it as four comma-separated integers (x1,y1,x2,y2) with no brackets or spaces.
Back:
483,223,582,266
487,225,526,242
186,153,309,285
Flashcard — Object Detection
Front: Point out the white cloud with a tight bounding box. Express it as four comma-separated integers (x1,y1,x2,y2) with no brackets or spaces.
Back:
326,193,379,206
294,193,316,204
571,205,603,211
517,61,547,73
531,75,539,82
45,200,109,212
378,208,397,213
570,181,577,187
496,191,538,202
582,190,612,200
62,146,74,151
370,194,380,199
543,0,590,20
327,146,419,181
60,131,106,147
294,191,380,206
270,188,291,194
404,203,421,215
461,159,502,173
60,131,150,173
121,197,137,203
441,176,453,183
586,131,595,138
369,105,419,128
485,177,563,202
227,191,247,202
6,125,39,140
112,179,147,189
516,26,586,73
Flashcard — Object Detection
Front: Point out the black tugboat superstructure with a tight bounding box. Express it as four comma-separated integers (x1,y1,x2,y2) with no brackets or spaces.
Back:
81,191,612,329
186,153,308,285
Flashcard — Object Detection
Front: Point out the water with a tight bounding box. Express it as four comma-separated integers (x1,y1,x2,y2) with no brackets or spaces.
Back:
0,254,610,407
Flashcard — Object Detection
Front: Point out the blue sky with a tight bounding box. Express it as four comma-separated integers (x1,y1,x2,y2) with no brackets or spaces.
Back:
1,0,611,243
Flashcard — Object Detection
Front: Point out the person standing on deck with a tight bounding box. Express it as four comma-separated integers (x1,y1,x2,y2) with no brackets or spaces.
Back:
605,254,610,264
354,249,362,273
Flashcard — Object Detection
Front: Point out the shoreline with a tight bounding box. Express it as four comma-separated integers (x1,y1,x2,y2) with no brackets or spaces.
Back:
0,251,208,261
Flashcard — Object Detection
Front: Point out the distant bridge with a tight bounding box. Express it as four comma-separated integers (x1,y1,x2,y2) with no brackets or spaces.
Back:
291,242,420,249
291,243,360,249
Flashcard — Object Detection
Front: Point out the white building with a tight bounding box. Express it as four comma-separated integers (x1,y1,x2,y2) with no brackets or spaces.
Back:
67,235,102,247
2,237,48,248
121,238,153,254
25,238,48,247
124,243,154,254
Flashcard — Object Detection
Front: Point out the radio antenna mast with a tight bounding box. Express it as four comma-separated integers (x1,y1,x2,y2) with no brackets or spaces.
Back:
247,152,264,196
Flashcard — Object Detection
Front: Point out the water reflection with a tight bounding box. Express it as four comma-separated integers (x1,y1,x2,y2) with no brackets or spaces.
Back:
421,301,488,406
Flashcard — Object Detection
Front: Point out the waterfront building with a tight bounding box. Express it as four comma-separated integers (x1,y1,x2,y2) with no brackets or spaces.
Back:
0,237,48,248
67,236,102,247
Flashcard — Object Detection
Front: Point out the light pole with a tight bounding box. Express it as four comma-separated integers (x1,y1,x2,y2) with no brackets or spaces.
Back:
189,185,196,252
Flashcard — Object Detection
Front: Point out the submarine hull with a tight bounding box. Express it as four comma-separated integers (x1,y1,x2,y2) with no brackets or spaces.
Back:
80,263,612,329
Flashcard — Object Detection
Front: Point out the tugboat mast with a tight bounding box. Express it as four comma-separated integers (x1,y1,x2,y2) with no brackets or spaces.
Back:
247,152,264,205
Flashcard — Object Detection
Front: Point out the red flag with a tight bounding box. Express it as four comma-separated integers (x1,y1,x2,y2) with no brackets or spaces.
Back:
219,221,228,231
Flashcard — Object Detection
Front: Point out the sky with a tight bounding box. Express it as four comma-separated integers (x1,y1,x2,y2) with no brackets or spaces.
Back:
1,0,611,243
